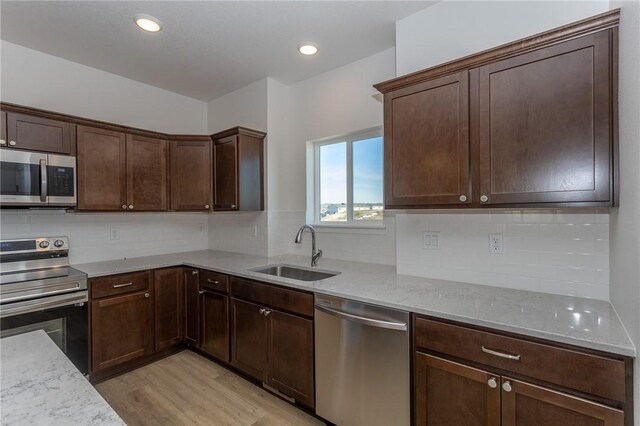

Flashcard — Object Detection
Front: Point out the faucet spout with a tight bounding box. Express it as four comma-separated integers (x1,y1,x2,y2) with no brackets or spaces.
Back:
294,224,322,267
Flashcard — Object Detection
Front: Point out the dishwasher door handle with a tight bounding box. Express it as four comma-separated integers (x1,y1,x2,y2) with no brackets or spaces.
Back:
315,304,407,331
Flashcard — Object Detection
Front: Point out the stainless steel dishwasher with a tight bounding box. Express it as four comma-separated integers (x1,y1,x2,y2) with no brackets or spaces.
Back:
315,295,410,426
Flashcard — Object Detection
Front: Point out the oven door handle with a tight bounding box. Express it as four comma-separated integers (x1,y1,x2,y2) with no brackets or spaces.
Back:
0,291,87,319
40,158,48,203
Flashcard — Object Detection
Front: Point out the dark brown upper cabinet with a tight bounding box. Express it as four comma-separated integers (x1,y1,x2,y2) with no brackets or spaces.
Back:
170,139,212,211
476,30,612,206
383,71,470,207
211,127,265,211
374,10,619,209
1,111,7,146
126,134,169,211
3,112,75,154
77,125,127,211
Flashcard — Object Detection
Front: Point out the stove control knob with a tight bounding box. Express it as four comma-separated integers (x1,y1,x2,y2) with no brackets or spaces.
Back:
54,239,65,248
39,240,50,248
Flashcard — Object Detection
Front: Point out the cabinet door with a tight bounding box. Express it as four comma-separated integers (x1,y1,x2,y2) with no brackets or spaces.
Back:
77,125,127,211
201,290,229,362
126,134,168,211
385,71,470,207
266,310,314,408
415,352,500,426
153,268,184,352
6,112,73,154
213,135,238,210
501,378,623,426
170,140,212,211
1,111,6,146
477,31,612,206
230,298,268,380
91,290,153,373
184,268,200,346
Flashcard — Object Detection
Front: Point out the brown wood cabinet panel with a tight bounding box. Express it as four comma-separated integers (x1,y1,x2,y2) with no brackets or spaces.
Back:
501,378,624,426
77,125,127,211
230,277,314,317
170,140,212,211
267,310,314,408
415,352,500,426
477,30,613,206
237,133,264,211
91,270,150,300
201,289,229,362
414,316,627,403
213,135,238,210
384,71,470,207
126,134,169,211
153,268,184,352
230,298,268,381
91,290,153,373
199,270,229,293
6,112,74,154
1,111,6,145
184,268,200,346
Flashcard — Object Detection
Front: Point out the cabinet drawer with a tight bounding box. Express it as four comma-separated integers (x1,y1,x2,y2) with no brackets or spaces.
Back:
414,316,627,403
230,277,313,317
91,271,150,299
199,270,229,293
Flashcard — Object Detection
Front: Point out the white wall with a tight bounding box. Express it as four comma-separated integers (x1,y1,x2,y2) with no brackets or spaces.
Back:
0,41,207,134
608,0,640,416
396,0,611,75
0,210,208,264
207,78,268,134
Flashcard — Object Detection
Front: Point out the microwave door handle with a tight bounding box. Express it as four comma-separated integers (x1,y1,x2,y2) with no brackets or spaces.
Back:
40,159,48,203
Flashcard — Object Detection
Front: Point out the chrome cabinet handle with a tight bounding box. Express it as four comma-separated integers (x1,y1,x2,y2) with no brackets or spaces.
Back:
113,282,133,288
128,204,134,210
230,204,237,209
459,194,467,202
8,140,16,146
39,159,48,202
144,292,150,298
191,270,199,276
487,377,498,388
480,195,489,203
0,140,6,146
198,290,205,295
259,308,266,315
121,204,127,210
502,380,512,392
482,346,521,361
205,204,210,209
264,309,271,316
207,279,220,285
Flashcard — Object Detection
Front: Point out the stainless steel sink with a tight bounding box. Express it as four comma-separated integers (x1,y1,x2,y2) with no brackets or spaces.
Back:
250,264,340,281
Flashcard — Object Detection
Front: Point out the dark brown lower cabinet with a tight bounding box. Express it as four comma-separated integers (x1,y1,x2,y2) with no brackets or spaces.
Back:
200,289,229,362
153,268,184,351
230,298,269,380
91,290,153,373
184,268,200,346
415,352,624,426
266,309,314,407
415,352,500,425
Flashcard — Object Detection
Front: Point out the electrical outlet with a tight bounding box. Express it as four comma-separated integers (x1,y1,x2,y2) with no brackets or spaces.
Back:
110,228,120,240
489,233,504,254
198,224,205,233
251,225,258,238
422,232,440,250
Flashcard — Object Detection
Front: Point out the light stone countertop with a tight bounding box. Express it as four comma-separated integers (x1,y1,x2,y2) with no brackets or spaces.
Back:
74,250,636,357
0,330,124,426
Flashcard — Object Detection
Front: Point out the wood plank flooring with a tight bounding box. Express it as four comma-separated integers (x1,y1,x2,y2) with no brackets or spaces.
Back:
94,350,324,426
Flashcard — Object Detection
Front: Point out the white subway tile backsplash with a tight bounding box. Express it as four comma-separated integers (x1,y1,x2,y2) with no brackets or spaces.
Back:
396,209,609,300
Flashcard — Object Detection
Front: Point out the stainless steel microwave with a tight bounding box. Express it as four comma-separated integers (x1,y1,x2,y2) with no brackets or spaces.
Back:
0,149,76,207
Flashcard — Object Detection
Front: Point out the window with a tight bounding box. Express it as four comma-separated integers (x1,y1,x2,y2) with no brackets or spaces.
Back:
312,128,383,224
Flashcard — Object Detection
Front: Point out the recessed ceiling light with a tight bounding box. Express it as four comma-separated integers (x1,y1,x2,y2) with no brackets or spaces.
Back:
134,14,162,33
298,43,318,56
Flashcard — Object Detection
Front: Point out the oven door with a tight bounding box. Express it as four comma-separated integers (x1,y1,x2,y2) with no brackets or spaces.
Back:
0,291,88,374
0,149,47,206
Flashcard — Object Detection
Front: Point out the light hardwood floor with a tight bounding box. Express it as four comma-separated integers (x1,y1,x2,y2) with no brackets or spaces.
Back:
95,350,324,426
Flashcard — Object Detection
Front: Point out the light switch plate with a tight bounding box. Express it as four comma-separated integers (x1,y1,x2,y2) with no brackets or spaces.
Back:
422,232,440,250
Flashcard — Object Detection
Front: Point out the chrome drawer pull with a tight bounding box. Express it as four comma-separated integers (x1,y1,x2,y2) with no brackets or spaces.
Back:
112,282,133,288
481,346,521,361
207,279,220,285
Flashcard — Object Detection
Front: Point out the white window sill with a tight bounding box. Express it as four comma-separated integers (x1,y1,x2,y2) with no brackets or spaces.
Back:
312,222,387,235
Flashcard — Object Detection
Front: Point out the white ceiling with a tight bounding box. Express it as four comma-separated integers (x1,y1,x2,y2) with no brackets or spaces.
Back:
0,1,436,101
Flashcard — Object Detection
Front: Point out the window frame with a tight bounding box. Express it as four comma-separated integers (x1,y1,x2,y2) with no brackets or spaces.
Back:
311,127,384,227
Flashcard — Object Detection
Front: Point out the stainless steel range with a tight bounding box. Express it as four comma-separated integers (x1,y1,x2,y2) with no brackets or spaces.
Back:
0,237,88,373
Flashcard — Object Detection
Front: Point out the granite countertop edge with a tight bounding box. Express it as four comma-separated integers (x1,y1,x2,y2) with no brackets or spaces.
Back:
73,250,636,358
